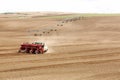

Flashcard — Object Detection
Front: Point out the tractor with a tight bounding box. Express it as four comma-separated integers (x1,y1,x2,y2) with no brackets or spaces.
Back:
18,42,48,54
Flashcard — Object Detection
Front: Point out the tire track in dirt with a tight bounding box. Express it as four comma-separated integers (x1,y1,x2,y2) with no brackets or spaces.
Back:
0,58,119,73
0,44,119,64
0,51,120,64
0,51,119,73
0,46,120,57
0,48,18,51
85,72,120,80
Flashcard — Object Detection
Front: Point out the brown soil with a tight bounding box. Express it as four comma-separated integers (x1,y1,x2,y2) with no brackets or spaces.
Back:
0,13,120,80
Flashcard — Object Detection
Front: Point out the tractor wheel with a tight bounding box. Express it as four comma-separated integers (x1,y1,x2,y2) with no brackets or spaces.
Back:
30,50,33,54
40,50,43,54
35,50,40,54
25,48,29,53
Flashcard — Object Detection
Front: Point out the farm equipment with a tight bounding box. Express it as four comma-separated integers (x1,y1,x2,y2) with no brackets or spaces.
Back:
18,42,48,54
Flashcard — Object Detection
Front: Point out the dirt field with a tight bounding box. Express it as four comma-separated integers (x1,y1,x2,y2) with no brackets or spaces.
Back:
0,13,120,80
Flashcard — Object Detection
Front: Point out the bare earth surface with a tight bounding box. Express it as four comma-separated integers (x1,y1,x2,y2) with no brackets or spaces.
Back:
0,13,120,80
